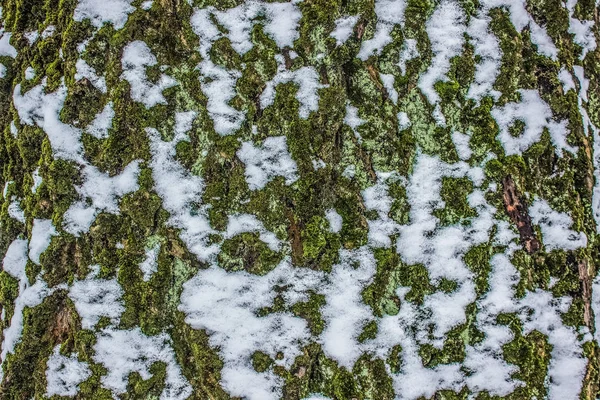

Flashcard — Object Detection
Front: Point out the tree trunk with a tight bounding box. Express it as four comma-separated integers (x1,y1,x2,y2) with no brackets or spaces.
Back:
0,0,599,399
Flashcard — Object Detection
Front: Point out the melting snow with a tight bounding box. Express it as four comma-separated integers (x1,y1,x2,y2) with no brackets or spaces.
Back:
45,346,91,397
237,136,298,190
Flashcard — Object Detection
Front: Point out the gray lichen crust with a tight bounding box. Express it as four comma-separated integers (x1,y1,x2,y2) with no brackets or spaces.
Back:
0,0,599,399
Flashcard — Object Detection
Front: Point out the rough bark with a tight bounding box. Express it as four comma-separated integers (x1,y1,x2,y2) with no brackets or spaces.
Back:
0,0,599,399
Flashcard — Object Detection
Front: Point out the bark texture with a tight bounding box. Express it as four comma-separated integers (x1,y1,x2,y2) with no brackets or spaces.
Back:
0,0,599,399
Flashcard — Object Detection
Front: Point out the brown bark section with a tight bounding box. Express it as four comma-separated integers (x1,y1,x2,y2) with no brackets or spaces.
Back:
502,175,540,254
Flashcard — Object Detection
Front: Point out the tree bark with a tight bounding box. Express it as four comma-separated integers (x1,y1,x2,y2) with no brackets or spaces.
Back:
0,0,599,399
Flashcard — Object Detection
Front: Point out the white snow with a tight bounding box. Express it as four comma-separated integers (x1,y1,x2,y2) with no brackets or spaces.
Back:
197,58,244,135
452,131,472,160
379,73,398,104
345,103,366,140
24,66,35,80
24,31,39,45
480,0,558,60
330,16,359,46
566,0,596,58
75,58,107,93
8,199,25,223
397,111,411,131
261,1,303,49
398,38,419,75
45,346,91,397
41,25,56,39
190,9,245,136
139,243,160,282
0,31,17,58
9,120,17,137
225,213,281,252
173,111,197,142
467,13,502,101
261,64,326,119
519,290,587,399
418,1,466,106
237,136,298,190
0,2,592,398
73,0,135,29
13,81,84,162
146,127,218,261
529,199,587,251
492,89,576,156
93,327,192,399
0,240,54,370
325,209,343,233
558,68,576,93
31,168,43,193
593,276,600,345
121,41,177,109
63,162,140,235
363,177,399,248
179,260,324,400
358,0,407,60
320,247,375,367
86,101,114,139
464,253,521,396
29,219,57,265
69,275,124,330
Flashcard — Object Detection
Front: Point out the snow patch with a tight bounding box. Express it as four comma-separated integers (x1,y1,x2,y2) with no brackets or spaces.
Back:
492,89,576,156
331,16,358,46
69,275,124,329
529,199,587,251
121,40,177,109
139,243,160,282
45,346,91,397
75,58,107,93
261,63,326,119
418,1,465,106
29,219,57,265
179,260,324,400
237,136,298,190
73,0,135,29
358,0,407,60
325,209,343,233
63,162,140,235
146,127,218,261
93,327,192,399
86,101,114,139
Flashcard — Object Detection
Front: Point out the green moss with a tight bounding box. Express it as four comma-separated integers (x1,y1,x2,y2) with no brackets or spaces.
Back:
419,324,466,367
120,189,163,234
218,232,282,275
0,271,19,325
434,176,477,226
170,312,229,399
358,320,378,343
300,215,340,271
252,351,274,373
464,244,492,295
362,248,402,317
43,147,82,226
0,292,77,398
292,292,326,335
386,344,402,374
40,234,89,287
353,355,394,400
124,362,167,399
210,37,242,70
60,79,104,128
501,315,552,400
